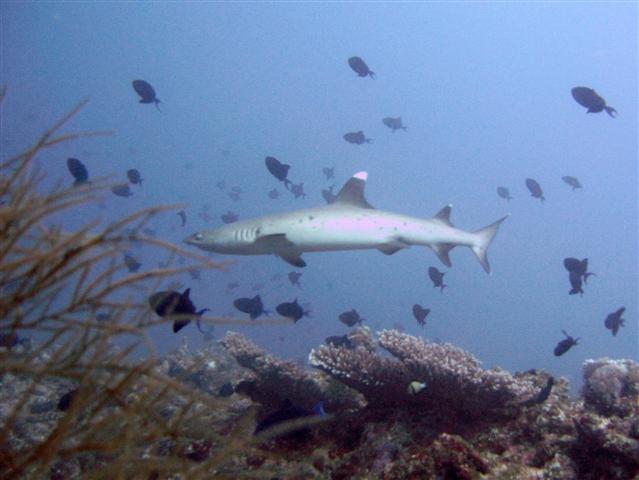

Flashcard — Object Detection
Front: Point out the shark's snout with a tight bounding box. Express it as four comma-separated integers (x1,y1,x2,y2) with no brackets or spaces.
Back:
184,232,205,246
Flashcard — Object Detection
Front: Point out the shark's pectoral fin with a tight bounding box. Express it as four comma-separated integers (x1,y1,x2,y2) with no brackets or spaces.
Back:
378,240,410,255
431,243,455,267
255,233,295,249
278,252,306,267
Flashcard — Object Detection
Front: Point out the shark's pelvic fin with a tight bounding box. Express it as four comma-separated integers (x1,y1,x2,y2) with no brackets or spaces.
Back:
333,171,374,209
471,216,508,274
433,205,453,227
378,240,410,255
278,252,306,267
432,243,454,267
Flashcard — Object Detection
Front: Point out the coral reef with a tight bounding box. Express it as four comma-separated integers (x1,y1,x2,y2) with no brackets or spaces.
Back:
310,328,536,418
582,358,639,417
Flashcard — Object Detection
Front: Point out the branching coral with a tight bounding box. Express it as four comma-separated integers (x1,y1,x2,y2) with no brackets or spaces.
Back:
310,329,536,417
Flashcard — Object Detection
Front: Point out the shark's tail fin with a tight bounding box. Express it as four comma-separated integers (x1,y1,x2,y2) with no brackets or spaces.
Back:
471,216,508,274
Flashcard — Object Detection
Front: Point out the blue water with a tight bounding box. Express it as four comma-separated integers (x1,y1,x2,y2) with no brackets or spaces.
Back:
2,3,636,393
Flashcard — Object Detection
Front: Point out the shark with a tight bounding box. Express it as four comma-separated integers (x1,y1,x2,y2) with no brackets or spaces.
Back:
185,172,507,273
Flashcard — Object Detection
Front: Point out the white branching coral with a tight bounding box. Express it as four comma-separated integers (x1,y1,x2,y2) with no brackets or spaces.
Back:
310,329,536,417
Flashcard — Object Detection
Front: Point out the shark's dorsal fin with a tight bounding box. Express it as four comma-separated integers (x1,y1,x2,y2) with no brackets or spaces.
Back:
334,171,374,209
433,205,453,226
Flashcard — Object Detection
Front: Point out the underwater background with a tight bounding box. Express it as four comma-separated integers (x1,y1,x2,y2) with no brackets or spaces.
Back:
1,1,637,396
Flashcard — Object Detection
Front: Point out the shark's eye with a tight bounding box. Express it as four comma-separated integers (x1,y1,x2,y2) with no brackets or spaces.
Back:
195,233,204,241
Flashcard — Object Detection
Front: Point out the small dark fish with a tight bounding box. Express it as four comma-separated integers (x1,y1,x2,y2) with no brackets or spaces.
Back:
428,267,447,293
218,382,235,397
67,158,89,186
288,271,302,288
563,257,595,283
233,294,267,319
604,307,625,336
276,299,310,323
254,399,315,439
268,189,280,199
265,156,292,189
562,176,582,190
343,131,372,145
571,87,616,117
553,330,579,356
382,117,407,132
216,180,226,190
132,79,161,111
412,304,430,327
339,309,363,327
127,169,143,185
568,270,583,296
177,210,187,227
123,254,142,273
348,56,375,79
322,167,335,180
525,178,544,202
497,187,512,201
149,288,209,333
325,334,354,349
111,183,133,198
57,389,78,411
322,185,337,204
290,182,307,199
522,376,555,406
221,211,238,224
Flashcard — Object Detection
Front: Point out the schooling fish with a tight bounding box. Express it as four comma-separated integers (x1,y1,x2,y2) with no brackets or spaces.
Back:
525,178,544,202
497,186,512,201
288,271,302,288
564,257,595,284
571,87,616,117
568,271,584,296
265,156,292,189
132,79,162,111
428,267,447,293
275,299,310,323
149,288,209,333
127,169,143,186
325,334,354,349
221,211,239,224
67,158,89,186
382,117,407,132
322,185,337,204
553,330,579,356
322,167,335,180
111,183,133,198
123,253,142,273
562,176,582,190
233,295,267,320
339,309,364,327
290,182,307,199
348,56,375,79
604,307,625,336
343,131,372,145
412,304,430,327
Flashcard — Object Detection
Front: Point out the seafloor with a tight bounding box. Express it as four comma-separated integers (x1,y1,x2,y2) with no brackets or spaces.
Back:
1,326,638,480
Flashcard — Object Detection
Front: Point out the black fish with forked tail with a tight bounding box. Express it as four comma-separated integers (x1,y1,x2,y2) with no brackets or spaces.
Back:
571,87,616,118
428,267,447,293
132,80,162,111
553,330,579,356
348,56,375,79
265,156,292,189
67,158,89,186
233,295,268,320
149,288,209,333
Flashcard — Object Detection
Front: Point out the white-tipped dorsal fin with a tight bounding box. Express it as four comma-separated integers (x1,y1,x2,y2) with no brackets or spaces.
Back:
433,205,453,226
334,171,374,209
